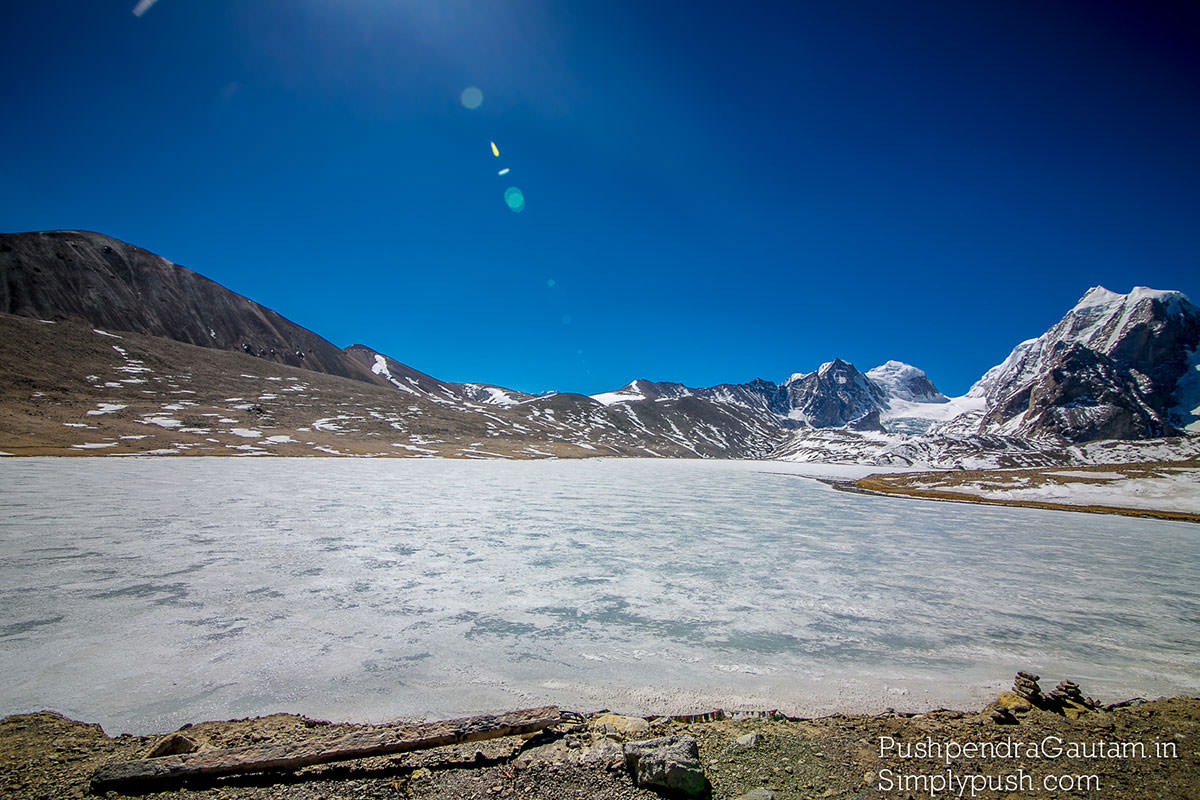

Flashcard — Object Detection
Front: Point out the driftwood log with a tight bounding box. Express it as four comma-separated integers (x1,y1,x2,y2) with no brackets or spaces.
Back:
91,706,560,792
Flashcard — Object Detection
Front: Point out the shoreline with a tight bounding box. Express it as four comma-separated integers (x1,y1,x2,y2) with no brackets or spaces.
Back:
825,477,1200,524
4,684,1198,799
0,685,1182,740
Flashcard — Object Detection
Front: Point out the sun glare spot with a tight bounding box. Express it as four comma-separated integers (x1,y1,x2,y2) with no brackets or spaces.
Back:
460,87,483,109
504,186,525,213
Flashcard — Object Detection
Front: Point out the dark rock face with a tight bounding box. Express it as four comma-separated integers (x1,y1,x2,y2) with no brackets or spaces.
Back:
0,230,381,385
783,359,889,428
971,288,1200,442
981,342,1166,441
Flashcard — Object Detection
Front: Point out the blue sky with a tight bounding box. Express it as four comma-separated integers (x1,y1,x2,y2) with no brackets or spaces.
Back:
3,1,1198,396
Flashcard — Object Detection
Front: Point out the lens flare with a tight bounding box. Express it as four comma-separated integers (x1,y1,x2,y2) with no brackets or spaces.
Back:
497,168,510,176
460,87,483,109
504,186,525,213
490,141,500,157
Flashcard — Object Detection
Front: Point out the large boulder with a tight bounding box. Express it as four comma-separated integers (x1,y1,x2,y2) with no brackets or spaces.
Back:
623,735,708,797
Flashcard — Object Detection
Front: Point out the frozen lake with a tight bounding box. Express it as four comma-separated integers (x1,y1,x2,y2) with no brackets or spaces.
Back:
1,457,1198,735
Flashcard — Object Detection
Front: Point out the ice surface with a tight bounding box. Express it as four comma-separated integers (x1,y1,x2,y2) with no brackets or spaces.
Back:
0,458,1197,735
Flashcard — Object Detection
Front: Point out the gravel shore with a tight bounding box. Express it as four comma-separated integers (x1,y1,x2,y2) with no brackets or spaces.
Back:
3,688,1197,800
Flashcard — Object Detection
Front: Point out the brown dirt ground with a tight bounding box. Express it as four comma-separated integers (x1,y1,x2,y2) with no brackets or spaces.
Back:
2,693,1198,800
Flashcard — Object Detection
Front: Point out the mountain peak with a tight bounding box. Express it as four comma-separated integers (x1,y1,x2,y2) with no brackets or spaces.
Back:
1072,285,1193,316
1072,286,1125,311
817,358,853,376
783,358,888,427
866,360,947,404
960,284,1200,442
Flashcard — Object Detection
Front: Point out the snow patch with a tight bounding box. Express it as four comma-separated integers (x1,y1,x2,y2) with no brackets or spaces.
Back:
138,417,182,429
950,470,1200,514
371,354,419,395
590,381,650,405
87,403,127,416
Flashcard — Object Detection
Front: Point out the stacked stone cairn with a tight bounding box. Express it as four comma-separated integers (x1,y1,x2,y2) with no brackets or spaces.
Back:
989,671,1042,723
988,672,1100,723
1012,671,1044,705
1047,679,1099,718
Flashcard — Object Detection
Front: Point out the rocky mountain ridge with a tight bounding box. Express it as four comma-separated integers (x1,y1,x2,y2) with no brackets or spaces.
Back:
1,230,384,385
2,230,1198,463
940,286,1200,441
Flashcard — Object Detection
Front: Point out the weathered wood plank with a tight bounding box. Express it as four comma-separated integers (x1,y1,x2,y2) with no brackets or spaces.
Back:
91,706,559,791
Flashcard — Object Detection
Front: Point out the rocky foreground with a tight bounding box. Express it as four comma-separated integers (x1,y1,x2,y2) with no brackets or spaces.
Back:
2,677,1197,800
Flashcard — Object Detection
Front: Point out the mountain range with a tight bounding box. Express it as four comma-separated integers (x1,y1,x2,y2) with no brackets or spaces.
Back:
2,230,1198,465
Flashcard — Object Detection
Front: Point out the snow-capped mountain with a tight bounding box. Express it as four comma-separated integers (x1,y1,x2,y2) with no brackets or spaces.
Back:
859,360,991,436
781,359,888,428
588,359,956,434
3,230,1197,462
866,361,946,403
945,286,1200,442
